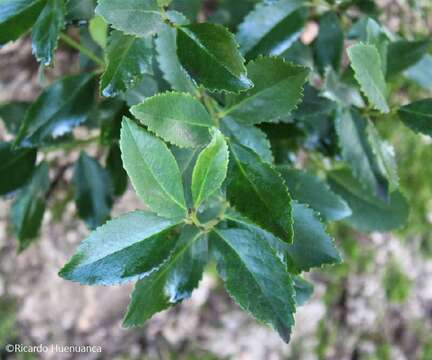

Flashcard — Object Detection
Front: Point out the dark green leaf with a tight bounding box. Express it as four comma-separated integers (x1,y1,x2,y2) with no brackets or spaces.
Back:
97,98,125,145
386,39,430,78
327,168,409,232
211,227,296,343
293,276,314,306
0,142,37,195
66,0,95,21
280,40,314,67
278,167,351,221
170,0,200,21
123,225,207,326
314,11,343,72
121,75,159,106
73,152,113,229
236,0,304,58
0,0,46,45
226,142,293,242
106,144,128,197
348,43,389,113
220,117,273,163
15,73,96,148
191,129,228,208
293,84,336,120
31,0,65,66
130,92,213,148
0,101,30,135
59,210,180,285
222,57,309,124
120,117,187,219
404,54,432,91
177,23,252,93
95,0,164,37
11,161,49,251
398,99,432,137
101,30,154,97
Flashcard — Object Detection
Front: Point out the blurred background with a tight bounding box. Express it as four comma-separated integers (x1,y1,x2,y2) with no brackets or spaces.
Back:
1,0,432,359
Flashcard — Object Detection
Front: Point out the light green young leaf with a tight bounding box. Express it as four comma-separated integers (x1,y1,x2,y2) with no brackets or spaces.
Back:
348,43,389,113
89,15,107,49
31,0,65,66
120,117,187,219
101,30,154,97
398,99,432,137
130,92,213,148
212,227,296,343
226,142,293,243
123,225,207,326
191,129,228,208
222,57,309,124
95,0,164,37
59,210,180,285
177,23,252,93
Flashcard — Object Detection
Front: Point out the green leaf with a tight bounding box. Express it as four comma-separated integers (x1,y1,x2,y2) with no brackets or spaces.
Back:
222,57,309,124
89,15,107,49
0,0,46,45
365,18,389,74
100,31,154,98
11,161,49,251
398,99,432,137
348,43,389,113
120,117,187,219
106,144,128,197
314,11,344,72
236,0,304,58
95,0,164,37
220,117,273,163
191,129,228,208
177,23,252,93
96,98,125,145
31,0,65,66
292,85,336,120
327,168,409,232
211,227,296,343
293,276,314,306
226,142,293,243
335,108,389,200
386,39,430,78
15,73,96,148
130,92,213,148
59,210,180,285
123,225,207,326
404,54,432,91
155,23,197,94
278,167,351,221
66,0,95,21
73,152,113,229
0,142,37,196
0,101,30,135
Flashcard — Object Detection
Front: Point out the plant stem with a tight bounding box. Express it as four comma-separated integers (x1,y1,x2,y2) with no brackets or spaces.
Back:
200,89,220,126
59,33,105,67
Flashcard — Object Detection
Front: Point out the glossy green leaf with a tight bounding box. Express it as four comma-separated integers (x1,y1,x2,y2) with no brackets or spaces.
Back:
348,43,389,113
0,142,37,195
236,0,304,58
226,142,293,243
0,101,30,135
335,109,389,200
386,39,430,78
31,0,65,66
191,129,228,208
293,276,314,306
120,117,187,219
212,228,296,343
95,0,164,37
123,225,207,326
328,168,409,232
398,99,432,137
89,15,107,49
222,57,309,124
59,210,180,285
0,0,46,45
11,161,49,251
130,92,213,148
15,73,96,148
314,11,344,72
73,152,113,229
101,31,154,98
106,144,128,197
220,117,273,163
97,98,125,145
177,23,252,93
404,54,432,91
155,23,197,94
278,167,351,221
